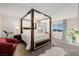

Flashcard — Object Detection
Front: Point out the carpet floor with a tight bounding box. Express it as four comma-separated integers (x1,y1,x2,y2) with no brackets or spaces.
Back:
14,39,79,56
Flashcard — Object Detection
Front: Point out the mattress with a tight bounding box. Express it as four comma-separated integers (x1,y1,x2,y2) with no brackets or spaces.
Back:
34,33,49,43
22,33,49,50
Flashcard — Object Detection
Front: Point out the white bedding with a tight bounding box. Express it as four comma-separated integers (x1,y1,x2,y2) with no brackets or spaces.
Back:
22,33,49,50
34,33,49,43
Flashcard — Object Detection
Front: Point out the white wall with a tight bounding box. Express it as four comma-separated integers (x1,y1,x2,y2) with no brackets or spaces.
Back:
1,14,20,37
66,17,79,31
0,14,1,37
0,3,78,21
53,3,78,21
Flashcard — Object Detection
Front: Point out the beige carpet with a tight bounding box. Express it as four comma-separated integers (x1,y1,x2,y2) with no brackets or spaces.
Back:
52,39,79,56
14,43,30,56
40,47,66,56
13,39,79,56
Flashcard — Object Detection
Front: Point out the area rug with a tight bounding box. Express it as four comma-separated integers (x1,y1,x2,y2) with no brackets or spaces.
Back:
40,47,66,56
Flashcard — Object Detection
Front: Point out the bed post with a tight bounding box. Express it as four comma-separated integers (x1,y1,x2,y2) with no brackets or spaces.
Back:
20,18,23,34
20,9,31,34
50,17,52,44
31,9,34,51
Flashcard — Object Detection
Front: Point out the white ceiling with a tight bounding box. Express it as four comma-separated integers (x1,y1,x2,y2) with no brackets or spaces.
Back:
0,3,78,20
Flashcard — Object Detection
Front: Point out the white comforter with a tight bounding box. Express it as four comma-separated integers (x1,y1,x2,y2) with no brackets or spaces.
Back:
22,33,49,50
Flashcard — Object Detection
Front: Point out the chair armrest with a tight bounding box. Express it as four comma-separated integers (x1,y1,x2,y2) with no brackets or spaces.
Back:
0,43,13,47
6,38,17,43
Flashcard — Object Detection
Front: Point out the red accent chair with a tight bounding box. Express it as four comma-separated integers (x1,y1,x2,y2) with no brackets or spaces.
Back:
0,38,17,56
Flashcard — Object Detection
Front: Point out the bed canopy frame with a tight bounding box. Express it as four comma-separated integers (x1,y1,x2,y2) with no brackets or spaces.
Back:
20,8,52,51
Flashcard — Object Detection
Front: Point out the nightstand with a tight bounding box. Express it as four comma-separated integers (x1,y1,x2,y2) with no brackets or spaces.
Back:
14,35,22,43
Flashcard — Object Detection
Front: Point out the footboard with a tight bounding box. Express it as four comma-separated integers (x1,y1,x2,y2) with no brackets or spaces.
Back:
34,39,50,49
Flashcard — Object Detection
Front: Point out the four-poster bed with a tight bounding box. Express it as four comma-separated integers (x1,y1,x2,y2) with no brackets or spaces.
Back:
20,8,52,51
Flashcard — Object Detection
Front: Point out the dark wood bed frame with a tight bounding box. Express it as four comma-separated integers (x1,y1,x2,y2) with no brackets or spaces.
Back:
20,8,52,51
